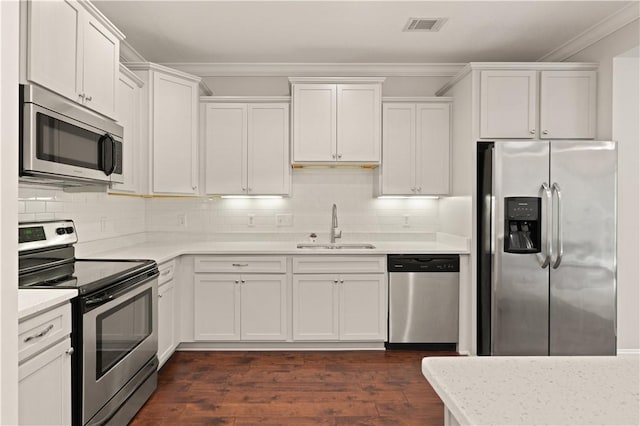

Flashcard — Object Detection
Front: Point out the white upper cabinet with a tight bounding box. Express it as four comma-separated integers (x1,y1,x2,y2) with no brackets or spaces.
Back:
540,71,596,139
23,0,123,119
129,63,204,196
291,79,384,164
110,65,143,194
480,70,538,139
204,99,290,195
479,69,596,139
379,99,451,195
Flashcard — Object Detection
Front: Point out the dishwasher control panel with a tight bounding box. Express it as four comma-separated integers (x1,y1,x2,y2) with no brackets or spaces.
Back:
387,254,459,272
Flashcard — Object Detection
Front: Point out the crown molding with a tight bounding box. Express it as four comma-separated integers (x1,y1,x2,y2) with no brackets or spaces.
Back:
119,64,145,88
538,3,640,62
288,77,386,84
119,40,146,63
160,62,465,77
80,0,125,40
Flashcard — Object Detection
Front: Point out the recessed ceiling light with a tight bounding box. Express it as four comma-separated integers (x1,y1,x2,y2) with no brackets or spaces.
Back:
403,17,448,32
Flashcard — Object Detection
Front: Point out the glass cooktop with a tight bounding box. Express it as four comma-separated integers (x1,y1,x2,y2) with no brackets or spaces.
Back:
19,259,157,295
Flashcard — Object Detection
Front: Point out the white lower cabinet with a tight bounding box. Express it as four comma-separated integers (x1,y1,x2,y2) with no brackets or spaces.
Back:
18,303,73,426
158,279,177,366
292,256,387,342
293,274,386,341
194,274,287,341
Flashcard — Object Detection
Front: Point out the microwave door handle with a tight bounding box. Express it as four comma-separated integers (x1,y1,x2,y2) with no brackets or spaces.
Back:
100,134,117,176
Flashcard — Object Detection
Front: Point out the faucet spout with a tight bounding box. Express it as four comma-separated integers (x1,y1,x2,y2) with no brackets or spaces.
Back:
330,204,342,244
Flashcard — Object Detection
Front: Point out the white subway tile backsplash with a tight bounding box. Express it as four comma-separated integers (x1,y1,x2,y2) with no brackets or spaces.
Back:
25,200,46,213
45,201,64,213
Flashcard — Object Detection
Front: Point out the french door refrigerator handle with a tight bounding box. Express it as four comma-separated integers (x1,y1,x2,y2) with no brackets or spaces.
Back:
552,183,563,268
539,182,552,268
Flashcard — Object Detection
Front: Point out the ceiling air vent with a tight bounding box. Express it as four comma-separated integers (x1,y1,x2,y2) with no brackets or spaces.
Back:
403,17,447,32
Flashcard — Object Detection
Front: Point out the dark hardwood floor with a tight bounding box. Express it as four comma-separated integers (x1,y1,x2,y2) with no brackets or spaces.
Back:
130,350,457,425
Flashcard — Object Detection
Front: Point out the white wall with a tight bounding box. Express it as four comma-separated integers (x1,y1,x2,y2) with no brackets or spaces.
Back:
612,47,640,353
567,20,640,139
0,1,19,423
202,76,451,97
567,19,640,352
146,169,440,238
18,186,146,243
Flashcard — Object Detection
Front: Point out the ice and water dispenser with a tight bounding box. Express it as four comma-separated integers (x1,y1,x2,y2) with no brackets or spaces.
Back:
504,197,541,254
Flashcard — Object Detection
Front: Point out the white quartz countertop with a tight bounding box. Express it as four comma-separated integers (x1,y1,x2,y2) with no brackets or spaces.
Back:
18,289,78,320
422,355,640,426
90,239,469,264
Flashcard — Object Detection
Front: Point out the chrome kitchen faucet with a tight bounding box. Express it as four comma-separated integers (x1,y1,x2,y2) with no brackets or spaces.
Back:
330,203,342,244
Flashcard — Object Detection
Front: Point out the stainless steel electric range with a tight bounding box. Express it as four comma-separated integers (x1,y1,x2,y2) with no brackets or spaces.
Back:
19,220,159,426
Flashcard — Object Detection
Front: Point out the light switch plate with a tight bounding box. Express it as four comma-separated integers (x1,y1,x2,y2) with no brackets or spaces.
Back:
276,213,293,227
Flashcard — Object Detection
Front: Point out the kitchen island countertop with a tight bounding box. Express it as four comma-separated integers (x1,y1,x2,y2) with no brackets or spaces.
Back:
422,355,640,426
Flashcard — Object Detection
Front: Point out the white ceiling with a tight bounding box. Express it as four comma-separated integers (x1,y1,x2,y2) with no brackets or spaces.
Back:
95,1,632,64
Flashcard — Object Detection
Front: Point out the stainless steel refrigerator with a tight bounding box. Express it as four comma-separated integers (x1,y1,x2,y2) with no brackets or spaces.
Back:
477,141,616,356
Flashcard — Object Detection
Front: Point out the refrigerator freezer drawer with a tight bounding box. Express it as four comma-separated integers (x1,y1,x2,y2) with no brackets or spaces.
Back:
388,271,459,343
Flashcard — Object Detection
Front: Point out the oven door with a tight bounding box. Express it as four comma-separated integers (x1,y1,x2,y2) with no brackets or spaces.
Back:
82,276,157,424
22,98,124,184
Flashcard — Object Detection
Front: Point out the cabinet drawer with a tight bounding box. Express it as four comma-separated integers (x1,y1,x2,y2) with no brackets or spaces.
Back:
293,256,386,274
158,260,176,285
194,256,287,273
19,303,72,364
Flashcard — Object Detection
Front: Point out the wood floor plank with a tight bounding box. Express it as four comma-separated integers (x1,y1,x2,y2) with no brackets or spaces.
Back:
131,350,455,425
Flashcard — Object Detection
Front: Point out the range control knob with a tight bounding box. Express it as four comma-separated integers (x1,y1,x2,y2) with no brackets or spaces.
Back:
56,228,66,235
65,227,74,234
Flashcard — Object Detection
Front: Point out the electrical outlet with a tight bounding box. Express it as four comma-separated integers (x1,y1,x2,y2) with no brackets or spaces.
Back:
276,213,293,227
100,217,107,232
403,214,410,227
178,213,187,227
248,214,255,227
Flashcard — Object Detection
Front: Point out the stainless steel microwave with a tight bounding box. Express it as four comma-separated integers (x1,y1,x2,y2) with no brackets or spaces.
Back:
19,84,124,186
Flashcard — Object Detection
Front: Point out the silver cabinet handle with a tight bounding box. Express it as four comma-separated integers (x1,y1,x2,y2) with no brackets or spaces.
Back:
337,154,342,159
339,279,344,284
411,187,416,192
416,186,422,192
232,263,248,267
247,188,252,193
235,280,239,284
332,154,336,159
158,294,163,298
552,183,563,269
85,95,92,101
161,269,171,276
241,280,246,284
542,130,549,135
530,129,536,135
78,93,85,100
539,183,552,268
24,324,54,343
66,347,74,356
333,279,339,284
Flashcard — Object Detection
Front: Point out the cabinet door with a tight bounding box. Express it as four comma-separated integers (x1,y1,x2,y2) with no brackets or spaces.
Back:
204,103,247,194
337,84,381,162
19,338,72,426
158,280,176,366
26,0,82,102
292,84,336,162
480,70,537,138
381,103,416,195
416,103,451,195
540,71,596,139
247,104,290,195
340,274,387,341
292,275,339,340
241,275,287,341
111,71,139,193
81,14,119,118
194,275,240,341
152,72,199,194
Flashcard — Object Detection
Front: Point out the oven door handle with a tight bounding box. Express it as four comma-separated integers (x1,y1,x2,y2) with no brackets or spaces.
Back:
85,293,115,308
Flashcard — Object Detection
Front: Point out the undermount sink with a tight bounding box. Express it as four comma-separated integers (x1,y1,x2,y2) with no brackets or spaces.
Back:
296,243,376,250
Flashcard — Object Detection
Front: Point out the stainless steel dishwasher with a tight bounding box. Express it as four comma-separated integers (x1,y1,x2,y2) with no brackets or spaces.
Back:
387,254,459,348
